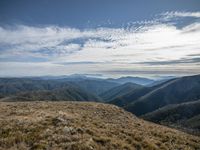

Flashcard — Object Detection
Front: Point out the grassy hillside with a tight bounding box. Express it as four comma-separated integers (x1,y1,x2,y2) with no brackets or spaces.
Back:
0,102,199,150
100,82,143,102
143,100,200,135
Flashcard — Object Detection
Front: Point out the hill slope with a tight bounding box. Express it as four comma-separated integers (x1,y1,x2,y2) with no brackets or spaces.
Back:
0,78,100,102
0,86,100,102
0,102,199,150
124,74,200,115
143,100,200,135
100,82,143,102
72,79,119,95
109,86,153,107
108,79,173,107
0,78,77,97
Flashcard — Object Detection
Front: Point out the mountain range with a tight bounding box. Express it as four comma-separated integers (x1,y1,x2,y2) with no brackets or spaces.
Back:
100,82,143,102
0,74,200,135
124,74,200,116
106,76,154,85
107,74,200,134
0,75,154,101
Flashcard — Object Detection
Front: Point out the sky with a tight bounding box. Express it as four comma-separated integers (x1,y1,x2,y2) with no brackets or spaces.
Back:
0,0,200,78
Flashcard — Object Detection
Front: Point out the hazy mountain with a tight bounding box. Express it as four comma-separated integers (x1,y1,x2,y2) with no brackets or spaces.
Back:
0,76,153,99
72,79,120,95
146,77,175,87
43,75,120,95
125,74,200,116
107,76,154,85
1,101,199,149
143,100,200,135
0,77,119,101
100,82,143,102
108,87,153,107
108,80,169,107
31,74,100,80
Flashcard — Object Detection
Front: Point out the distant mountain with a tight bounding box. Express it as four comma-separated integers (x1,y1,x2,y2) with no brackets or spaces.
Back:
143,100,200,135
0,78,60,97
1,86,100,102
125,74,200,115
33,74,100,80
100,82,143,102
109,86,153,107
71,79,120,95
106,76,154,85
0,78,90,93
108,80,169,107
146,77,175,87
0,78,101,102
39,75,120,95
107,74,200,116
0,77,119,101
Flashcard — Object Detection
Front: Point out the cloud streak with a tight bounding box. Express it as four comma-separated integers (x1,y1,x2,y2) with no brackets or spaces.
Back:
0,11,200,77
135,57,200,65
161,11,200,19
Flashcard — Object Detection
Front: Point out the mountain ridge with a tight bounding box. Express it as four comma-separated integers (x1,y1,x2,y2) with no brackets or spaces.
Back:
106,76,154,85
115,74,200,115
99,82,143,102
143,99,200,135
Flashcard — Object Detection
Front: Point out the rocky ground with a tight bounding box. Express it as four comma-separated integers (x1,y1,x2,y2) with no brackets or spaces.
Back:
0,101,200,150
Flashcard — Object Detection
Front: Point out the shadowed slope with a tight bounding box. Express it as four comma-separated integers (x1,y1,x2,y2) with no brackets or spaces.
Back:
143,100,200,135
0,78,101,102
124,74,200,115
100,82,143,102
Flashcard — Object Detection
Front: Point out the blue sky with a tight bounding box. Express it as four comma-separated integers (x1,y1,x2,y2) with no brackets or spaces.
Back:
0,0,200,78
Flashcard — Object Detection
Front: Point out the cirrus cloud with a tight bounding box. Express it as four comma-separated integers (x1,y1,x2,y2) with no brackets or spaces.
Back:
0,11,200,77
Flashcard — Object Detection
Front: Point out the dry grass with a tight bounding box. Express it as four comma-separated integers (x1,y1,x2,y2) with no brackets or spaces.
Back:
0,101,200,150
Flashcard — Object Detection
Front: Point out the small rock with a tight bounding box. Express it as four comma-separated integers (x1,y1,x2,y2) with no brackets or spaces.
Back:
63,126,74,134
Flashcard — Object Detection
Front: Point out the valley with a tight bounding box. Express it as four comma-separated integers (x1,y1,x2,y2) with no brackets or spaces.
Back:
0,74,200,149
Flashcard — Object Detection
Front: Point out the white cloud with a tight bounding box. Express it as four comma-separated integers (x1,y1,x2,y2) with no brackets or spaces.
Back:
0,11,200,77
162,11,200,19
